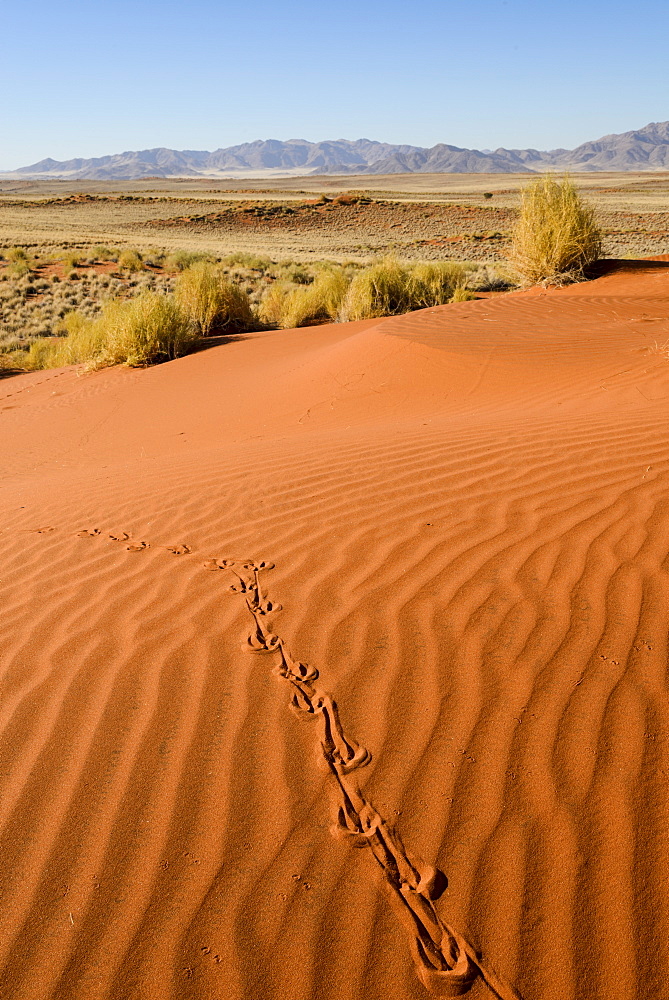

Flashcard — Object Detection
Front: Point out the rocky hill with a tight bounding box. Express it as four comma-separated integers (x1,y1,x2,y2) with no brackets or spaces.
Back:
7,122,669,178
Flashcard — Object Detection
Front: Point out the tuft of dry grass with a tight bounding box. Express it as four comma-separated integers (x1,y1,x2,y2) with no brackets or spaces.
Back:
410,261,471,308
15,293,198,370
5,247,33,277
339,257,473,321
261,267,351,328
339,257,414,321
449,283,477,302
508,174,602,285
174,261,253,334
118,249,144,272
165,250,211,271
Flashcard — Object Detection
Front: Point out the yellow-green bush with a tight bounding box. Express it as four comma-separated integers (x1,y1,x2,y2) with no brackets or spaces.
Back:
222,252,272,272
410,261,470,308
449,283,477,302
5,247,33,277
508,174,602,285
96,293,197,365
339,257,414,321
174,261,253,334
339,257,467,320
258,267,351,329
260,258,477,327
19,293,198,370
118,249,144,273
91,245,117,261
165,250,210,272
257,281,294,327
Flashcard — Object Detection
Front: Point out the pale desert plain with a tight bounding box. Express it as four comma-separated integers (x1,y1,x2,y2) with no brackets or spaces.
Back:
1,175,669,1000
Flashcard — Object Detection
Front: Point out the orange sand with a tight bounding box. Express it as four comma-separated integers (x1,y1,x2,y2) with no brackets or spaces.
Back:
1,259,669,1000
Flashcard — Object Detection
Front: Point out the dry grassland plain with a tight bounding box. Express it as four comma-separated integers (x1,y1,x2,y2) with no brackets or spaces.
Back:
2,171,669,262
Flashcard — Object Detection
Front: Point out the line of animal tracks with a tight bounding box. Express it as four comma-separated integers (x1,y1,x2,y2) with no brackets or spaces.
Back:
207,555,521,1000
66,524,520,997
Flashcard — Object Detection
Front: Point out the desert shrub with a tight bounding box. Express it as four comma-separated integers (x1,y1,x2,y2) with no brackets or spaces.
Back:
449,284,477,302
23,337,64,370
118,249,144,272
339,257,418,321
97,293,197,365
276,262,312,285
24,294,198,370
410,261,469,308
166,250,211,272
7,247,31,264
258,267,351,329
469,264,513,292
62,251,81,270
222,252,272,272
257,282,293,327
91,245,117,261
508,174,602,285
282,268,350,328
6,247,32,277
174,261,253,334
143,250,166,268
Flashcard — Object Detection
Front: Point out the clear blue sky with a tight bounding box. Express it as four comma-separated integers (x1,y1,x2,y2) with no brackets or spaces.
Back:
1,0,667,169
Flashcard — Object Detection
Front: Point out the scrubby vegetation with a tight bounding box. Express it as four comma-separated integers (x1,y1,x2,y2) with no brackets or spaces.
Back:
0,244,510,372
508,174,602,285
258,265,353,328
339,258,475,320
174,261,253,334
18,294,197,370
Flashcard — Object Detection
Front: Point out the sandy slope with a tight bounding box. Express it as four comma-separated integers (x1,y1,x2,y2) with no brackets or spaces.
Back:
1,259,669,1000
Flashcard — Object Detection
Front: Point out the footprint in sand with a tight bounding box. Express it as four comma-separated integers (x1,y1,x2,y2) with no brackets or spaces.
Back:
76,528,101,538
126,541,150,552
203,558,228,572
164,544,192,556
222,557,521,1000
109,531,131,542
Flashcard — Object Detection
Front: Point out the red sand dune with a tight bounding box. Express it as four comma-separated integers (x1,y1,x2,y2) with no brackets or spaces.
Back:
1,258,669,1000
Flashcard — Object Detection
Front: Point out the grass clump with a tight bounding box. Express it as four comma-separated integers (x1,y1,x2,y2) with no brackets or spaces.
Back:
222,252,272,273
257,282,293,327
508,174,602,285
260,267,351,328
165,250,211,272
410,261,470,308
91,245,117,261
449,283,477,302
339,257,414,321
174,261,253,334
5,247,33,277
62,250,82,272
20,293,197,370
339,257,470,321
118,249,144,272
96,293,196,365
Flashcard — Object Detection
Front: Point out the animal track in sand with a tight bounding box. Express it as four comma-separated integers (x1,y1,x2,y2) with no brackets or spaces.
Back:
74,526,191,556
33,526,518,995
213,556,521,1000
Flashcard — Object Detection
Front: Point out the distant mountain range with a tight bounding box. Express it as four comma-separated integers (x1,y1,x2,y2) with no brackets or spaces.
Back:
6,122,669,179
